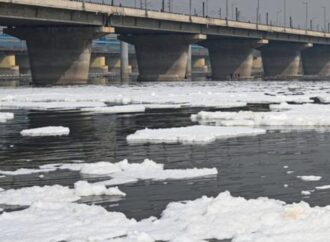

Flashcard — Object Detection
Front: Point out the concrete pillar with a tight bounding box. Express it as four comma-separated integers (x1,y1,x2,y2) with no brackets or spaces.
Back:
90,55,108,74
301,45,330,76
259,42,312,78
192,57,208,72
15,54,30,75
4,27,113,86
120,34,206,82
201,38,268,80
120,41,130,82
106,54,121,73
129,54,139,73
186,45,192,80
0,54,19,75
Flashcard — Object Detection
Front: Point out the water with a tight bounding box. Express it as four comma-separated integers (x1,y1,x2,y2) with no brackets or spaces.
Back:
1,94,330,221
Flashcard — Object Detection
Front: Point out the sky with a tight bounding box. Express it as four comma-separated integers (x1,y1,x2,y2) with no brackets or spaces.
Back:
113,0,330,30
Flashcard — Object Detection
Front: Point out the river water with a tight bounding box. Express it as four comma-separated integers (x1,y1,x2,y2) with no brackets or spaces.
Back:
1,85,330,221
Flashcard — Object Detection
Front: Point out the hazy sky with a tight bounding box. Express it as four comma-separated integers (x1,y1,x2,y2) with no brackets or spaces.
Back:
115,0,330,30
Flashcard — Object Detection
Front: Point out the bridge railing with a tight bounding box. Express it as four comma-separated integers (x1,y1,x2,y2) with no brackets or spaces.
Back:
67,0,329,33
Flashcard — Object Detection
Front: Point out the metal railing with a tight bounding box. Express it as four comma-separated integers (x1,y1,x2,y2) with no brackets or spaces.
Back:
67,0,329,33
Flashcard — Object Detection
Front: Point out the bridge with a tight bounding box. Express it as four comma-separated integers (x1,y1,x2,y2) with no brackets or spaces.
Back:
0,33,210,79
1,0,330,85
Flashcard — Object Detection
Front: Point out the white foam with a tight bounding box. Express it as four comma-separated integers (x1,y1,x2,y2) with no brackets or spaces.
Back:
74,181,126,197
0,185,79,206
3,191,330,241
301,190,313,196
20,126,70,137
315,185,330,190
297,176,322,182
144,104,182,109
0,160,218,186
0,167,56,176
0,82,313,111
127,126,266,145
0,112,14,123
83,159,218,186
0,101,107,110
81,105,146,114
0,182,125,206
193,106,330,127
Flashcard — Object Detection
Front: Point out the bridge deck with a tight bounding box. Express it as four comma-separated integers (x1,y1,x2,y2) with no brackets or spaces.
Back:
0,0,330,45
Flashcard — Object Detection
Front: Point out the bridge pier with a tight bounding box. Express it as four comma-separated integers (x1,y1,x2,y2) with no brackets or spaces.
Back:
201,38,267,80
192,57,208,72
106,55,121,73
120,34,206,82
90,55,108,74
0,54,19,76
120,41,130,82
5,27,113,86
259,42,311,79
15,54,30,75
301,45,330,77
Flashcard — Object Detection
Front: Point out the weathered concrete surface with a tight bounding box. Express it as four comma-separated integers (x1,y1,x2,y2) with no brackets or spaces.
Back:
202,38,267,80
120,34,206,82
0,54,19,75
301,45,330,77
120,41,130,82
90,55,108,74
259,42,312,78
192,57,208,72
15,54,30,74
2,0,330,46
5,26,113,85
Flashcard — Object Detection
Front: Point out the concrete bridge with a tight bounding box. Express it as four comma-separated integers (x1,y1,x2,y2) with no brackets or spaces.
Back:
1,0,330,85
0,33,210,79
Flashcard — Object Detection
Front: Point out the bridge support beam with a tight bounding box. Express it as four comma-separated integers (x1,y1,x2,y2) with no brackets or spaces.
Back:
0,54,19,76
106,55,121,73
301,45,330,77
15,54,30,75
90,55,108,74
120,34,206,82
4,27,113,86
201,38,267,80
120,41,130,82
192,57,208,72
259,42,311,79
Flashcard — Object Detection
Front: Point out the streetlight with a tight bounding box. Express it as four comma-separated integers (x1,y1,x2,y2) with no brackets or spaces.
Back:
322,6,327,32
231,2,237,20
189,0,192,16
283,0,287,27
256,0,260,26
302,1,308,31
226,0,229,20
310,17,318,31
206,0,209,17
276,9,282,26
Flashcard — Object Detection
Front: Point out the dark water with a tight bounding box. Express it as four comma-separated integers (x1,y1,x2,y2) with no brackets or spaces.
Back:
1,105,330,220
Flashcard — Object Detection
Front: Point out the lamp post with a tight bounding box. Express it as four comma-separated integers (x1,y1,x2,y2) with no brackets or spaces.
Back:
206,0,209,17
189,0,192,16
302,1,308,32
276,10,282,26
256,0,260,27
283,0,287,27
322,6,327,32
231,2,237,20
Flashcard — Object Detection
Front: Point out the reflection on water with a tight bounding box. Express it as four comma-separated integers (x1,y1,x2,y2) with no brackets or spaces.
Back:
1,105,330,220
